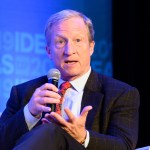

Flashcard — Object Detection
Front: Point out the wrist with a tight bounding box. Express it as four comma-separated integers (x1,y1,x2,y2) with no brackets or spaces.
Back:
79,130,87,144
31,113,41,119
80,138,86,145
28,104,41,119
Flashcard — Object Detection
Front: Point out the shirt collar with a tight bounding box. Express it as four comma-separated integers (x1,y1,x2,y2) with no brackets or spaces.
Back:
58,67,91,92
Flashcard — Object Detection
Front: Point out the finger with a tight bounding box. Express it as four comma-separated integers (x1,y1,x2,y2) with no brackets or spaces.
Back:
41,118,50,124
44,113,54,121
37,104,51,113
61,126,70,133
50,112,68,126
44,114,57,123
64,108,76,122
80,106,92,118
39,90,61,99
40,83,59,92
37,97,60,105
44,113,51,118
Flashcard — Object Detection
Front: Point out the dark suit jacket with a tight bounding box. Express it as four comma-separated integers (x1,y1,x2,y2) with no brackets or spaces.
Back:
0,70,140,150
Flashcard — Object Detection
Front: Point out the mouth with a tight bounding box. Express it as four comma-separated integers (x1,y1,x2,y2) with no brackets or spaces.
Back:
64,60,78,65
65,60,77,64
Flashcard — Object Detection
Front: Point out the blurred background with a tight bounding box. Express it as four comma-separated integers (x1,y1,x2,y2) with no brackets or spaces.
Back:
0,0,149,148
0,0,112,112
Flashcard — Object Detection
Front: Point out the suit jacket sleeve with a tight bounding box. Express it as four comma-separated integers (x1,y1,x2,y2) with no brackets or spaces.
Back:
87,86,140,150
0,76,46,150
0,86,29,150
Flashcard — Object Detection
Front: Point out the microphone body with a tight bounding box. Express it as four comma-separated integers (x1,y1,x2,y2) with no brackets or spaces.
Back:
47,68,61,112
48,78,58,87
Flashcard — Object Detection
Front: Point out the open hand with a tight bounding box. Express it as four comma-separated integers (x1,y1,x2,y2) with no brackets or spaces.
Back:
42,106,92,143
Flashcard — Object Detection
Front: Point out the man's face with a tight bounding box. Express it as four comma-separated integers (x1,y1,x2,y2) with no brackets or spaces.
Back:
46,17,95,81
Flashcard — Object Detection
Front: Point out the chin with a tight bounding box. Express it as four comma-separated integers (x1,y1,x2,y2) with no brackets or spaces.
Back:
61,70,81,80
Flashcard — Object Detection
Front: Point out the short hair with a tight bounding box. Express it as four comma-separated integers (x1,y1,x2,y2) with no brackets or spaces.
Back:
45,9,95,44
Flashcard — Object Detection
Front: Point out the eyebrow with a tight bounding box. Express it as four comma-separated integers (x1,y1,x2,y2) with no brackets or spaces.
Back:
55,34,67,40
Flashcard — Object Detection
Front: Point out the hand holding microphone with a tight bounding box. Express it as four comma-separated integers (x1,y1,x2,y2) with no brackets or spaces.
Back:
28,68,61,117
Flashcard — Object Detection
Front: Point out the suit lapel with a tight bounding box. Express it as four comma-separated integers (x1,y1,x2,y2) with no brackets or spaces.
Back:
81,70,104,130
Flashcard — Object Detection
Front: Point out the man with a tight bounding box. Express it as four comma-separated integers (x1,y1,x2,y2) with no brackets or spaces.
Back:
0,9,140,150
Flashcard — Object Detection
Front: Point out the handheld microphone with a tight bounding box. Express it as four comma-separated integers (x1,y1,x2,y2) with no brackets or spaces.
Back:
47,68,61,112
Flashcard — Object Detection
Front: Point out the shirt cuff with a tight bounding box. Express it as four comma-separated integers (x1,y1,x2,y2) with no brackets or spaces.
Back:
24,104,41,130
83,130,90,148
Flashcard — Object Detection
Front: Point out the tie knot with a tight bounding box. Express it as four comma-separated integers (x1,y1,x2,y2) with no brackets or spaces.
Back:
59,81,71,96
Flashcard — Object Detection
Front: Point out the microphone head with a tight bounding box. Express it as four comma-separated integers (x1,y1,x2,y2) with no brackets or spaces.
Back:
47,68,61,80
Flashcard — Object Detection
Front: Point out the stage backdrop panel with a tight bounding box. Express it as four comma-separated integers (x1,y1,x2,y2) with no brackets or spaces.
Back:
0,0,112,112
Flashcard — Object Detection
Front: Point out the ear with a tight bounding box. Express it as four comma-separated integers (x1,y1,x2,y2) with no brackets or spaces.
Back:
45,45,52,59
89,41,95,56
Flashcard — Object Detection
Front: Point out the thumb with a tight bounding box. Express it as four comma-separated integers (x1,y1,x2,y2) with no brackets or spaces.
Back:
80,106,92,118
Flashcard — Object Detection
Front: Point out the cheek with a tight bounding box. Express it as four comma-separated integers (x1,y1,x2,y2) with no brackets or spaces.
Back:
80,53,90,64
51,51,62,63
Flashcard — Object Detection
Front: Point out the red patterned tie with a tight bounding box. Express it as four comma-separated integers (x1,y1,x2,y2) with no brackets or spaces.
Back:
56,81,71,115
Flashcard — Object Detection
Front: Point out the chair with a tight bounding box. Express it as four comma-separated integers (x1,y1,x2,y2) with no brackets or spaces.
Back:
135,146,150,150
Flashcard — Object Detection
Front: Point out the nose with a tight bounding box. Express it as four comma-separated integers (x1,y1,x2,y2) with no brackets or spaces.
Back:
64,40,76,55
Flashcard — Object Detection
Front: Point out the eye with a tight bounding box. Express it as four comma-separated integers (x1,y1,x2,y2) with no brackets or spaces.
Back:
55,38,66,48
58,40,64,44
76,38,81,42
74,38,82,46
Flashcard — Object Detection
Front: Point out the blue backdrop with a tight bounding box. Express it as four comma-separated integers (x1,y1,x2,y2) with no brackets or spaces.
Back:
0,0,112,112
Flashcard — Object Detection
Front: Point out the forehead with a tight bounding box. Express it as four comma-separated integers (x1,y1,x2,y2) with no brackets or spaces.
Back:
51,17,89,36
